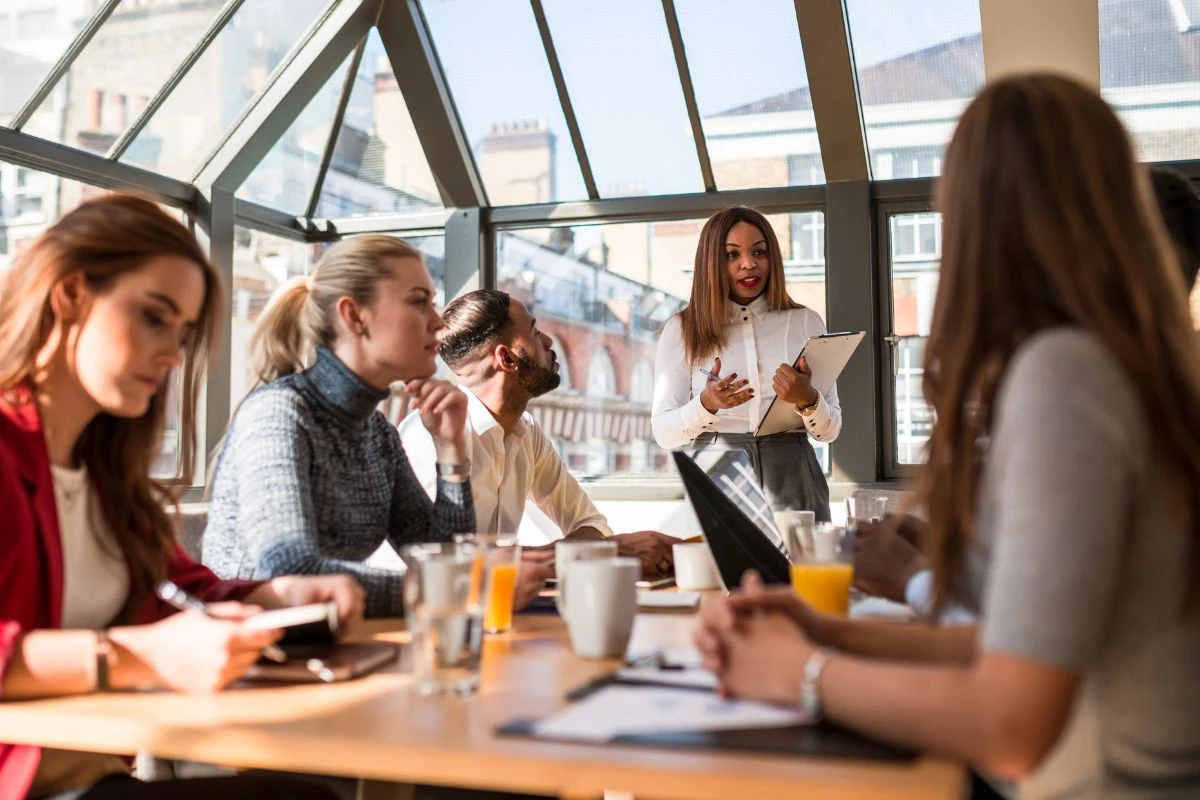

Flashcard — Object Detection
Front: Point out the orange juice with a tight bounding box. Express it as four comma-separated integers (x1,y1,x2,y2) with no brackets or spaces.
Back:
790,562,854,615
484,562,519,632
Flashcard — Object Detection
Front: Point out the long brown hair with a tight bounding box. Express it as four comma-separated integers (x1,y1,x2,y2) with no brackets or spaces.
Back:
0,194,222,616
250,234,422,386
677,207,801,365
917,74,1200,610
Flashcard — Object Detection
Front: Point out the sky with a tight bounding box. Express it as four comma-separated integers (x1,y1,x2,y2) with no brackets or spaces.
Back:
420,0,984,201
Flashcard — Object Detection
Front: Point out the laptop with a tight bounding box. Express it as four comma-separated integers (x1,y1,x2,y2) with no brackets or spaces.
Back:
672,450,791,588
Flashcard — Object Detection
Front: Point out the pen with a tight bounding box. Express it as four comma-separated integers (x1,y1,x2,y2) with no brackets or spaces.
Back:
155,581,288,663
698,367,720,382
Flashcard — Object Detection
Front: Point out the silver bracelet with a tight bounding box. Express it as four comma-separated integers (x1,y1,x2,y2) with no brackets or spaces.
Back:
437,459,471,478
799,648,832,720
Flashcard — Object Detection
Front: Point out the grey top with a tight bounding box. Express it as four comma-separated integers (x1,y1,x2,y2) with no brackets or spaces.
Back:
202,347,475,617
970,328,1200,799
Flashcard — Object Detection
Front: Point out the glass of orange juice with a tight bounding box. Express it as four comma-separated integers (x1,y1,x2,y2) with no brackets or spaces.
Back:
786,523,854,616
455,534,522,634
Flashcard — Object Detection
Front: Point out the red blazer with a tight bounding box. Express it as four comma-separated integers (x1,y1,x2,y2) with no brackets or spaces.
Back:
0,386,260,800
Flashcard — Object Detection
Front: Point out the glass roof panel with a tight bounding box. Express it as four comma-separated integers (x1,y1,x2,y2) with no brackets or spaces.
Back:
1099,0,1200,162
674,0,824,189
540,0,703,198
119,0,333,180
421,0,587,205
21,1,239,154
1,2,101,130
236,50,353,215
844,0,984,180
313,29,443,219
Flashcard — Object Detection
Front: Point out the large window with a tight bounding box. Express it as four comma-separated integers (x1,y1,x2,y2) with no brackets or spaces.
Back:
885,211,941,467
122,0,333,180
1099,0,1200,162
498,211,826,480
674,0,824,189
844,0,985,179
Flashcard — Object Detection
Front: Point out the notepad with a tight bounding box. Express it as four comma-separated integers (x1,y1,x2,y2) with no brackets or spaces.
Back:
756,331,865,437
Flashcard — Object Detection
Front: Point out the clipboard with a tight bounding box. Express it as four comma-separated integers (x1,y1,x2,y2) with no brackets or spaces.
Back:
755,331,864,437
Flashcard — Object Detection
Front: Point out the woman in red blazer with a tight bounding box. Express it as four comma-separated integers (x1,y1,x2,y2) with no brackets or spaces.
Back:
0,195,363,800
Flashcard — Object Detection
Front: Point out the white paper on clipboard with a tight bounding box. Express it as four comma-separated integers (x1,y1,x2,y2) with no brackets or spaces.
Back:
754,331,864,437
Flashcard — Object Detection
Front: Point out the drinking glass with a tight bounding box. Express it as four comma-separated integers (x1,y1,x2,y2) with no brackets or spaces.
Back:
455,533,522,634
400,542,484,696
845,495,888,531
785,523,855,615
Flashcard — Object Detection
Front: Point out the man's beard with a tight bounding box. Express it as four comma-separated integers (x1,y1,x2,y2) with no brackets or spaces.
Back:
513,350,561,398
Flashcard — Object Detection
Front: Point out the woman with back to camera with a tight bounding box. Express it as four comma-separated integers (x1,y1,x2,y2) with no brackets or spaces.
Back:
696,74,1200,799
652,206,842,520
0,194,360,800
202,235,490,617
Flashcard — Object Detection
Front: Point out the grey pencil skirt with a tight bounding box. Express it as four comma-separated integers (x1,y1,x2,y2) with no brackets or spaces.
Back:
690,430,831,522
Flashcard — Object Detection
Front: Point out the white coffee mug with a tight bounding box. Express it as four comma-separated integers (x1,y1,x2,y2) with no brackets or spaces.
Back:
555,540,618,616
560,557,639,660
672,542,721,590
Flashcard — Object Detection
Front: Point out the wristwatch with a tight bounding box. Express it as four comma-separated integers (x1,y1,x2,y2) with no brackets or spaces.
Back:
437,459,471,478
799,649,833,720
797,395,821,417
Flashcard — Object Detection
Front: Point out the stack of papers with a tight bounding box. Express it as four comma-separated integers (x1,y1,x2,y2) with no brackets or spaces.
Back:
531,684,812,743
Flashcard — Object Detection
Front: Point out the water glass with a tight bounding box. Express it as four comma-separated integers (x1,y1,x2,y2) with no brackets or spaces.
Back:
787,523,855,616
845,495,888,531
455,534,522,634
401,542,484,696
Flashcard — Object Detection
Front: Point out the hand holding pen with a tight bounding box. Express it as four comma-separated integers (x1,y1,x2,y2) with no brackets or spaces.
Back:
156,581,288,663
698,357,754,414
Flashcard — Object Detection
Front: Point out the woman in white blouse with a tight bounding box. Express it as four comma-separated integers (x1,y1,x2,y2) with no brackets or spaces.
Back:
652,207,842,520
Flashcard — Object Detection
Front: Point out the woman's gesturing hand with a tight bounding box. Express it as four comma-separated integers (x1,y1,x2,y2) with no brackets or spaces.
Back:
699,357,754,414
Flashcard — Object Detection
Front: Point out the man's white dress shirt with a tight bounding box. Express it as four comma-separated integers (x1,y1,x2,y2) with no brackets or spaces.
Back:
398,385,612,539
651,294,842,449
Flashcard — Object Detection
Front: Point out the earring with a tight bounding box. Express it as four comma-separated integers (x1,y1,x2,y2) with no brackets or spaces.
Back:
357,326,368,337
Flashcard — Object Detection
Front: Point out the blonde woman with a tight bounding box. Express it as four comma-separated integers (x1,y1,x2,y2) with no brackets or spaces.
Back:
203,236,475,617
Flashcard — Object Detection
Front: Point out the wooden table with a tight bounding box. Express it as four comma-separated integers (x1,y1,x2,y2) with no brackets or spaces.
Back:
0,609,964,800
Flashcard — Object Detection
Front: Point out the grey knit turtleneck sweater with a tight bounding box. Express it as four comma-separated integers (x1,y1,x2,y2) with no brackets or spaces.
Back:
202,347,475,617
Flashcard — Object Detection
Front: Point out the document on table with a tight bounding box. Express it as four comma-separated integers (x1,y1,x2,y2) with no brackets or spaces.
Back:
531,685,812,743
636,591,701,610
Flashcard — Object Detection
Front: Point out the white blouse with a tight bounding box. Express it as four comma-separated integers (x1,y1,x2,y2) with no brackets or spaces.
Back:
651,294,842,449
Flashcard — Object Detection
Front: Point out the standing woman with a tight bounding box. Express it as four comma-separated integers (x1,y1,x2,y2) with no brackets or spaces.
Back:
203,236,475,618
652,207,841,520
0,195,358,800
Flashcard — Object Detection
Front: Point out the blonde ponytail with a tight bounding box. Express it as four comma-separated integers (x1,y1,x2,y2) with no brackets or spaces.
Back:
248,234,424,389
250,275,318,386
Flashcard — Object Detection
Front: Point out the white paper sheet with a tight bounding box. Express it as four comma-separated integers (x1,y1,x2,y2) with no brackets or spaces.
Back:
531,685,811,743
636,592,701,610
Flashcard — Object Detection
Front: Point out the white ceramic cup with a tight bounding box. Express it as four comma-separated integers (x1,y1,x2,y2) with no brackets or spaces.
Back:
560,556,640,659
555,540,618,616
672,542,721,591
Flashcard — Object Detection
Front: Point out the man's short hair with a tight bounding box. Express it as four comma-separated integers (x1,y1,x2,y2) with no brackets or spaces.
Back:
1149,167,1200,290
438,289,514,370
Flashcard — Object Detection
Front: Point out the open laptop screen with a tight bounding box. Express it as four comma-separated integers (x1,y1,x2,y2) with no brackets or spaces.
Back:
674,451,791,587
690,449,783,548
